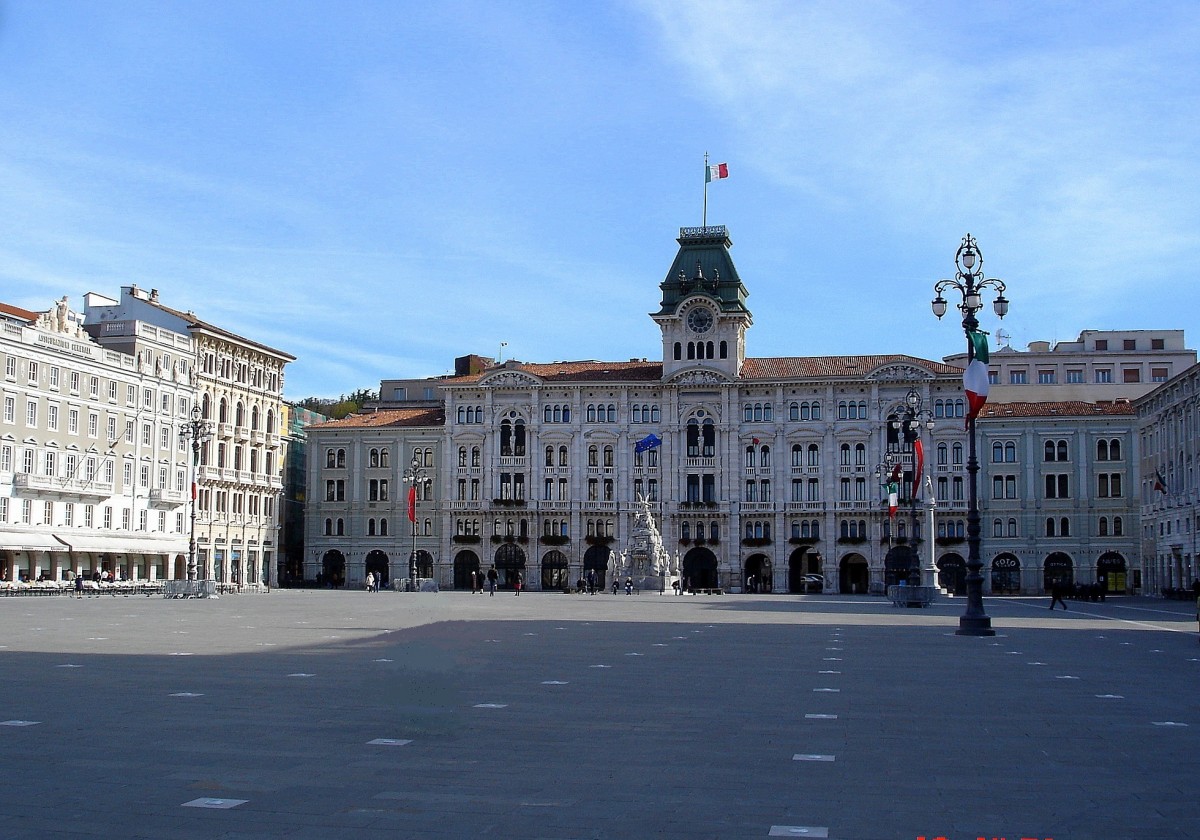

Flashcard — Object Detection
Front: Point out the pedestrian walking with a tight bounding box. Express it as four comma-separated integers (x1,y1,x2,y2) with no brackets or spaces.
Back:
1049,580,1068,610
514,572,522,596
469,570,477,594
365,572,374,593
586,569,596,595
487,567,497,596
74,574,83,599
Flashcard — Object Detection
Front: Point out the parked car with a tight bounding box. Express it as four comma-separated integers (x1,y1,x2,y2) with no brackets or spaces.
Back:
800,574,825,593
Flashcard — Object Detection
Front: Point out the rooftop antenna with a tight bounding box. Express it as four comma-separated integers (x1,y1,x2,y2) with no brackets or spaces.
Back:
996,328,1011,348
498,341,508,362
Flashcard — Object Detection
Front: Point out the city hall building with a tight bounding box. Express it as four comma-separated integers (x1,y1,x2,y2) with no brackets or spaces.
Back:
305,226,1183,595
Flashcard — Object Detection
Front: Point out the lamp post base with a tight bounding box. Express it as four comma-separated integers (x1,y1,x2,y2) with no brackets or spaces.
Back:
955,616,996,636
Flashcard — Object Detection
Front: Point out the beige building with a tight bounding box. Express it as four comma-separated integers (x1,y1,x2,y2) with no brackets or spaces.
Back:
84,286,294,588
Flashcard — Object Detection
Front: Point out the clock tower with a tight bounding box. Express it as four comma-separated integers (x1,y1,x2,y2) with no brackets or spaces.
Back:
652,225,752,381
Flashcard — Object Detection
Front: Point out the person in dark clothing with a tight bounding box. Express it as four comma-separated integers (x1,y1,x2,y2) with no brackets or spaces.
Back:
1049,580,1068,610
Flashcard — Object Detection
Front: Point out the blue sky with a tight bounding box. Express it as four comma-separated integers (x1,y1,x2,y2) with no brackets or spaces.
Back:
2,1,1197,398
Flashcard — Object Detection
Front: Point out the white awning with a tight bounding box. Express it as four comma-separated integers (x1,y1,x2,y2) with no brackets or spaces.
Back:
0,530,69,551
53,533,188,555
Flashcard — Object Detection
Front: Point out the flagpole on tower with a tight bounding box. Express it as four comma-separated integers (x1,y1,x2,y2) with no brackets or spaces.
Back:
702,151,709,228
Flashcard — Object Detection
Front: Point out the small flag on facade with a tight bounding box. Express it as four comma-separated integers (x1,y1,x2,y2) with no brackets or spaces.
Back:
407,485,417,522
705,162,729,183
963,330,990,428
751,437,760,445
1153,468,1168,494
912,438,924,500
634,433,662,453
884,463,903,518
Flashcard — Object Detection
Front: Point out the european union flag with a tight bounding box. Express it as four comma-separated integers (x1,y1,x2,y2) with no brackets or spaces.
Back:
634,433,662,453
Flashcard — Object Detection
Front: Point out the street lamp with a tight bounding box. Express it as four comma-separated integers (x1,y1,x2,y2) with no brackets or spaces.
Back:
179,403,213,582
932,233,1009,636
403,454,432,590
892,388,935,585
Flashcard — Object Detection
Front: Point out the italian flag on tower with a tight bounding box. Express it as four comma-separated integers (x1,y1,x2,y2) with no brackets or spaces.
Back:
963,330,990,427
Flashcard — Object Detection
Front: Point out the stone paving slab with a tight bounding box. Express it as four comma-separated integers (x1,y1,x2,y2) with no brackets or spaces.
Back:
0,592,1196,839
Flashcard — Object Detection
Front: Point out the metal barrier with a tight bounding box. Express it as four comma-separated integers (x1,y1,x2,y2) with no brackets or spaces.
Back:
162,580,219,599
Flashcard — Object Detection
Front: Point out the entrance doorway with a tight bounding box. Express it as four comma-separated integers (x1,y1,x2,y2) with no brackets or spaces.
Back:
1043,552,1073,592
990,553,1021,594
453,551,480,590
884,545,917,587
744,554,772,592
541,550,568,591
682,547,718,589
937,553,966,595
1097,552,1126,593
788,548,821,593
494,543,527,589
365,550,389,589
839,553,869,594
583,545,611,591
320,550,346,588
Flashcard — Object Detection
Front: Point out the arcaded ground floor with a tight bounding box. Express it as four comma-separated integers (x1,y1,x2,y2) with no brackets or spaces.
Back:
0,591,1196,839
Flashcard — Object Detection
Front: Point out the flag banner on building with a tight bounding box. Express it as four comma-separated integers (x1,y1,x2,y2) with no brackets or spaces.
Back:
1153,468,1168,494
407,485,417,523
885,463,903,518
705,162,729,183
751,437,760,445
912,438,924,500
963,329,991,427
634,433,662,453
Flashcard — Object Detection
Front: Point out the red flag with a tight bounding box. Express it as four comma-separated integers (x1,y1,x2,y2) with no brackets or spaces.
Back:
407,485,416,523
912,439,924,500
751,437,760,445
191,482,197,501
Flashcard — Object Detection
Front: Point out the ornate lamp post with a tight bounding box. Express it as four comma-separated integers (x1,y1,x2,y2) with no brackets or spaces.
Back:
179,403,213,582
403,454,432,590
893,388,935,585
932,234,1009,636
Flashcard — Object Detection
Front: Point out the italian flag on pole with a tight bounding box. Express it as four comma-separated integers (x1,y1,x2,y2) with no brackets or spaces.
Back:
963,330,990,427
706,162,729,183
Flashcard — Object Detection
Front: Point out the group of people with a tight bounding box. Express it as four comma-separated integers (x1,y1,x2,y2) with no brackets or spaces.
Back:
363,572,382,592
467,567,503,595
1049,579,1112,609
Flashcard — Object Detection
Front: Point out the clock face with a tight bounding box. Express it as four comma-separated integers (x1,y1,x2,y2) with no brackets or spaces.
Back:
687,307,714,334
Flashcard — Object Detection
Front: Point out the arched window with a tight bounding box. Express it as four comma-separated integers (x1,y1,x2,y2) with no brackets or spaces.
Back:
324,518,332,536
326,449,336,468
840,444,851,465
1045,441,1055,461
558,446,568,466
336,449,346,468
250,406,259,431
674,342,682,361
993,518,1003,537
1046,518,1055,537
266,409,275,433
588,445,598,467
336,518,345,536
1097,439,1109,461
1098,516,1109,536
745,446,756,468
808,444,819,466
368,519,377,536
1060,517,1070,536
545,446,554,467
1058,440,1068,461
993,442,1004,462
952,443,963,465
369,448,380,468
1109,439,1121,460
1005,442,1016,462
235,401,245,426
937,443,948,466
681,522,690,540
1113,516,1123,536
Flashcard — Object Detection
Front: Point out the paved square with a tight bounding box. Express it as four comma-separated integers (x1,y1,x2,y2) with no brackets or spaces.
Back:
1,591,1196,839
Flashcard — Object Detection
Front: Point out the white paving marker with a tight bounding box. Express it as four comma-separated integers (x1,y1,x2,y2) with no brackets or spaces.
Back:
769,826,828,837
541,680,569,685
1055,675,1080,680
474,703,508,709
1028,662,1046,665
368,738,413,746
793,754,835,762
1096,694,1124,699
169,692,204,697
373,659,393,663
170,652,194,656
56,664,82,669
625,652,643,656
652,643,668,647
822,658,842,661
813,688,840,693
589,665,611,669
1152,721,1188,727
818,670,841,675
288,673,315,678
0,720,41,727
805,714,838,720
182,798,247,809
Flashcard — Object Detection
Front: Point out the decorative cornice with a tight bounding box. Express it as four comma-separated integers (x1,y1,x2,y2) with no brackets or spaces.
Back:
866,364,935,382
667,369,731,387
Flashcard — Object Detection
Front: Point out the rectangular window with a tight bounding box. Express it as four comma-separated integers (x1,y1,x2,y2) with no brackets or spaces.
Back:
1152,338,1165,350
1065,370,1084,384
26,400,37,427
3,396,13,423
49,367,59,389
70,371,79,393
1009,370,1028,385
1095,369,1113,383
68,409,79,434
27,360,38,383
1095,339,1108,351
1152,367,1169,382
127,385,136,405
1123,339,1136,350
1122,368,1140,383
89,376,99,398
47,404,59,431
1037,370,1056,384
88,412,98,437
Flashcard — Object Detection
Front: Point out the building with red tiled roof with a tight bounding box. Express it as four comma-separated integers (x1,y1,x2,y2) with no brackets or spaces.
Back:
305,225,1180,597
